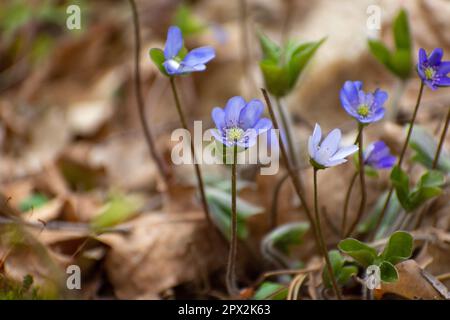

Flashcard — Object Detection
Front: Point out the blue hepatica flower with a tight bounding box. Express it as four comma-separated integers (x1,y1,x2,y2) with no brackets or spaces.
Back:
340,81,388,124
308,123,358,168
211,96,272,148
364,141,396,169
417,48,450,90
163,26,215,75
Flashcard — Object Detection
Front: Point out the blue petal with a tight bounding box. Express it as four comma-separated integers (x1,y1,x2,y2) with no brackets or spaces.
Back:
182,46,215,67
428,48,443,66
328,145,358,162
438,62,450,76
418,48,427,66
318,128,341,160
341,81,361,107
438,76,450,87
211,107,225,130
164,26,183,59
308,123,322,158
224,96,246,127
211,128,231,147
178,63,206,74
238,99,264,130
253,118,272,133
373,89,388,108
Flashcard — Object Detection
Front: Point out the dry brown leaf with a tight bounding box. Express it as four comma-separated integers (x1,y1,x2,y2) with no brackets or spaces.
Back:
375,260,450,300
99,212,226,299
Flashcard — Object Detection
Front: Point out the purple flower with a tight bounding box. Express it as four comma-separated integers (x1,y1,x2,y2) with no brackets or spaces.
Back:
308,123,358,168
340,81,388,124
364,141,396,169
211,96,272,148
163,26,215,76
417,48,450,90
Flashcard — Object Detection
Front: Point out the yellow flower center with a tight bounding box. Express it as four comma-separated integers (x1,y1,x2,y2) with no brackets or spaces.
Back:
357,104,370,117
227,127,244,141
424,67,435,80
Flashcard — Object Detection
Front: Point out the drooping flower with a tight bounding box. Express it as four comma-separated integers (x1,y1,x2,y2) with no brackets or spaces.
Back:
211,96,272,149
162,26,215,76
308,123,358,169
364,141,396,169
340,81,388,124
417,48,450,90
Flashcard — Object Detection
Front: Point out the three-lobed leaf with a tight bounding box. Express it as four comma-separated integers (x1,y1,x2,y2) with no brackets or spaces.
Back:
381,231,413,265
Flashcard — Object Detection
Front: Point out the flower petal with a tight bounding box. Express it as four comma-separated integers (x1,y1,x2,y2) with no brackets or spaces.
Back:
182,46,215,67
438,62,450,76
253,117,272,133
224,96,246,127
328,145,358,162
324,158,347,167
342,81,362,107
319,128,342,157
373,89,388,107
164,26,183,59
238,99,264,130
428,48,443,66
308,123,322,158
418,48,427,65
211,107,225,130
437,76,450,87
211,128,230,147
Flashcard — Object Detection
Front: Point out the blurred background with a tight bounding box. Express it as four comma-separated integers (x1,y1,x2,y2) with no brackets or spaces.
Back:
0,0,449,299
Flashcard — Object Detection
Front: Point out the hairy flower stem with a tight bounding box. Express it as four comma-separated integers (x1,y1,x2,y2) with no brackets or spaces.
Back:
276,98,299,167
341,171,358,237
226,144,239,296
169,77,212,227
314,168,342,300
128,0,169,180
345,124,367,237
262,88,342,300
373,81,425,238
432,106,450,169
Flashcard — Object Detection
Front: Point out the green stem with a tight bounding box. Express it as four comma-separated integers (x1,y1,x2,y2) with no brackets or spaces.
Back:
169,77,212,227
226,144,239,296
127,0,170,180
432,106,450,169
341,171,358,238
345,124,366,237
372,81,425,239
261,88,342,299
314,169,342,300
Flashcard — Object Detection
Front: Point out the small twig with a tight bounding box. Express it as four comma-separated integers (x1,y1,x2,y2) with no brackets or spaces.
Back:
127,0,170,181
432,105,450,169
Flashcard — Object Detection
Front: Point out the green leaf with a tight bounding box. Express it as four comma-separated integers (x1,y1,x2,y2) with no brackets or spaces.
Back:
393,9,411,50
149,48,168,76
287,38,326,90
368,39,391,65
260,59,290,97
322,250,344,288
390,165,411,211
381,231,413,265
388,49,411,79
264,222,309,254
206,186,263,240
19,193,49,212
379,261,399,282
91,193,143,230
258,31,280,62
408,170,444,210
253,281,288,300
410,125,450,173
338,265,358,285
338,238,377,267
173,4,206,37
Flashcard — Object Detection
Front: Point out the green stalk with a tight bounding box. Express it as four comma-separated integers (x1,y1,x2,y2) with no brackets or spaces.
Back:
341,171,358,237
314,168,342,299
372,81,425,238
345,123,366,237
432,106,450,169
169,77,212,227
226,144,239,296
262,88,342,299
